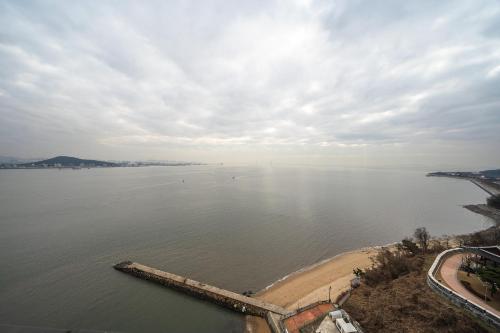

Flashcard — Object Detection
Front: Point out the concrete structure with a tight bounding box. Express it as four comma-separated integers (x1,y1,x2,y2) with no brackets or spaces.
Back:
438,252,500,316
427,248,500,330
114,262,365,333
463,246,500,264
114,261,290,319
315,316,336,333
470,179,497,196
335,318,357,333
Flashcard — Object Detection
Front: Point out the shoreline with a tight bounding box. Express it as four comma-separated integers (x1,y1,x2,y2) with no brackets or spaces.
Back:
246,228,494,332
464,204,500,224
245,244,392,333
244,175,500,332
257,242,397,295
245,237,465,333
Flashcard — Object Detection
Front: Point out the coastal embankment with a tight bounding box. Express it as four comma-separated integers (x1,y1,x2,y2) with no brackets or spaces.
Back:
466,179,500,223
464,204,500,224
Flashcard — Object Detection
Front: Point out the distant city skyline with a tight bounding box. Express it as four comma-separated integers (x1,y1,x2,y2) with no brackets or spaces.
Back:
1,0,500,169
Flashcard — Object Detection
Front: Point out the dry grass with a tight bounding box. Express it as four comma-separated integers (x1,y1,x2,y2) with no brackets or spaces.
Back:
458,271,500,310
343,255,495,333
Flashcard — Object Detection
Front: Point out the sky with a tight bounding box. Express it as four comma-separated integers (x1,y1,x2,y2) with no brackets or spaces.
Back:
1,0,499,169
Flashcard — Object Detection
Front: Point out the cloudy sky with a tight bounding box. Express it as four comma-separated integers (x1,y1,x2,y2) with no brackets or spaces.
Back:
1,0,499,168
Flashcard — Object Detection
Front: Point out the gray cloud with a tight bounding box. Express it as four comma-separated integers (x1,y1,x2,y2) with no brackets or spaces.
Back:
0,0,499,166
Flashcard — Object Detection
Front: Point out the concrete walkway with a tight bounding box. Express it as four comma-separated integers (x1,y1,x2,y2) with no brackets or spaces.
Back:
439,253,500,316
115,261,290,317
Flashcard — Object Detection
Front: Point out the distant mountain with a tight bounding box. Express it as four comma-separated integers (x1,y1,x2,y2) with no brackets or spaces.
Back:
19,156,117,167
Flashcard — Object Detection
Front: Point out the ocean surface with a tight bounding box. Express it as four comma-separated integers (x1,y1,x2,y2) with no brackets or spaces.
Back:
0,165,492,332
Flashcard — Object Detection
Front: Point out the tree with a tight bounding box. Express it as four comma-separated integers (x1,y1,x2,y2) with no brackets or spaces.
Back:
414,227,430,253
462,255,473,276
487,195,500,209
477,265,500,296
401,237,419,256
442,235,451,249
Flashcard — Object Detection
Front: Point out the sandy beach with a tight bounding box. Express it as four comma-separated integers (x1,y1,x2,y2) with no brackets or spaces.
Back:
245,246,383,333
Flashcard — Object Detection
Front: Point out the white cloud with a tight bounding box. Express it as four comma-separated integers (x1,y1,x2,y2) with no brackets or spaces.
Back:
0,0,499,166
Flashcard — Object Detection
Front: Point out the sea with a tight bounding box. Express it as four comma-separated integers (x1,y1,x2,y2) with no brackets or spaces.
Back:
0,165,491,332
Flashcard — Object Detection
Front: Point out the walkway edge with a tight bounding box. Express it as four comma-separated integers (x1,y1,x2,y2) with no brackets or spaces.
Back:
114,261,290,318
427,248,500,329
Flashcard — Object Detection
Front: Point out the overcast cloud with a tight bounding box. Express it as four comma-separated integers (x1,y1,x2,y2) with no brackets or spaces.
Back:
1,0,499,167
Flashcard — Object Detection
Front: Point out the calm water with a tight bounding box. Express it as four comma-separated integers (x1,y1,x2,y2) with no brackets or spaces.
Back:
0,166,491,332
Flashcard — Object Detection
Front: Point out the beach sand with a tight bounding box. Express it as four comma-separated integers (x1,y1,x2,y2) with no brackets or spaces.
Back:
245,247,382,333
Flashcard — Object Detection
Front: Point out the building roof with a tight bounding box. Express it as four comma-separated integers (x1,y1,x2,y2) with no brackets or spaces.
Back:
336,318,358,333
315,316,336,333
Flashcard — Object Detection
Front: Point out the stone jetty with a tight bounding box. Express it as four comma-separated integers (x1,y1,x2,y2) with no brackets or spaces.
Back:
113,261,290,318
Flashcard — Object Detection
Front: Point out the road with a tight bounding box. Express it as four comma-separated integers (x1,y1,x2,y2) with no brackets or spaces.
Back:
439,253,500,316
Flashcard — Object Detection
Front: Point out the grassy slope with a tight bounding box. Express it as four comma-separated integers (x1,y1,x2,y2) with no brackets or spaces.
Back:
343,255,495,333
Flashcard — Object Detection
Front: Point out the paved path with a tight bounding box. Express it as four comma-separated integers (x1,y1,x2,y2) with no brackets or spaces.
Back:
115,261,290,316
439,253,500,316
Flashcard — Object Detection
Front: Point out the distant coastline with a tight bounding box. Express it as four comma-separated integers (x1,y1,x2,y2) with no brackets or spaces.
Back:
426,169,500,183
246,171,500,333
427,169,500,223
261,169,500,296
0,155,205,169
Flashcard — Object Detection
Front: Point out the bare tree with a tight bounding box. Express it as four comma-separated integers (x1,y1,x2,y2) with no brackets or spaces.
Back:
414,227,430,253
442,235,450,249
462,254,473,276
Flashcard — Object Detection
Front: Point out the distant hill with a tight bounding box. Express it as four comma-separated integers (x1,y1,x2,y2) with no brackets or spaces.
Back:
427,168,500,181
0,156,42,164
20,156,117,167
480,169,500,179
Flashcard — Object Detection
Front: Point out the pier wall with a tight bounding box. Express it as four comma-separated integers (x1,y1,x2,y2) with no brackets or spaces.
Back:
114,261,289,318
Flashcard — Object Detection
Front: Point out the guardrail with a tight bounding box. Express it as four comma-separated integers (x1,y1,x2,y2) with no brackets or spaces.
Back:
278,300,364,333
427,248,500,329
280,300,331,321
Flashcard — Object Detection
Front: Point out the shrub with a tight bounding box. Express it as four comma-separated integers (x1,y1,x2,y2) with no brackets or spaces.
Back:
400,237,419,255
433,308,457,327
429,240,446,253
486,195,500,209
362,248,424,286
457,227,500,246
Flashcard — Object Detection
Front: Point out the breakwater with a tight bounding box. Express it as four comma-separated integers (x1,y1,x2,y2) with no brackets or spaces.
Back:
470,179,500,196
113,261,290,318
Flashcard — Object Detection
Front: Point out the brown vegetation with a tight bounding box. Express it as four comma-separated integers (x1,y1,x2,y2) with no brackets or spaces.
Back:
457,226,500,246
487,195,500,209
344,255,493,333
360,248,425,287
343,228,497,333
458,271,500,309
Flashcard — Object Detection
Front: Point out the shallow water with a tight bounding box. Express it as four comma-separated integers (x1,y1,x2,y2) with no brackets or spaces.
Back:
0,166,491,332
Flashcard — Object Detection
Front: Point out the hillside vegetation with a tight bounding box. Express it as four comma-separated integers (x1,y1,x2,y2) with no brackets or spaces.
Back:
343,228,497,333
21,155,117,167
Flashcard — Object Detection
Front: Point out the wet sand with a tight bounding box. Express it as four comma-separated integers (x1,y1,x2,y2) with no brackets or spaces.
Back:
245,246,382,333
